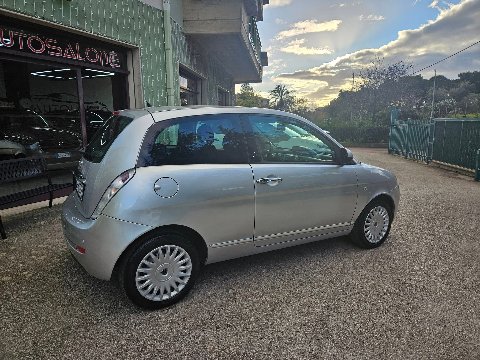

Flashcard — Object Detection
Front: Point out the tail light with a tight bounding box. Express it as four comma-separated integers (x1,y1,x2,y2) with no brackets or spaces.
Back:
91,168,136,219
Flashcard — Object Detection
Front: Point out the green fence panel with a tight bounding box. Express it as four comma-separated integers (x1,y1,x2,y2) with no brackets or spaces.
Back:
405,122,430,161
431,120,480,170
476,149,480,181
389,119,431,162
389,109,480,173
461,122,480,170
432,121,445,162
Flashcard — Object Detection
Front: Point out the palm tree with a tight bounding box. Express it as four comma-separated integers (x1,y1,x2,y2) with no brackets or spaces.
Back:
270,85,291,111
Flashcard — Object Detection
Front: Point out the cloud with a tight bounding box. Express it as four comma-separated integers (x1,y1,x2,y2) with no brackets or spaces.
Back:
266,0,293,8
276,20,342,40
330,1,362,7
270,0,480,106
359,14,385,21
262,58,287,77
428,0,457,12
271,76,330,95
280,39,334,55
275,18,287,25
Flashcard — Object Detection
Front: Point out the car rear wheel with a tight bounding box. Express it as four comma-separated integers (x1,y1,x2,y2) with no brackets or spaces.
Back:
351,200,393,249
120,232,200,309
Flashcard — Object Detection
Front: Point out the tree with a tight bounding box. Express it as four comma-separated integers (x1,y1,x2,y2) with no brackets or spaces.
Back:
450,81,475,102
458,71,480,93
236,83,264,107
462,93,480,117
268,84,310,116
269,85,294,111
357,57,414,124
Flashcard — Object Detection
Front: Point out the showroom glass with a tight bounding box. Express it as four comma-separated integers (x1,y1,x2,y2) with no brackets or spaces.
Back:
246,115,336,163
139,115,247,166
84,114,133,163
81,68,127,141
0,59,82,157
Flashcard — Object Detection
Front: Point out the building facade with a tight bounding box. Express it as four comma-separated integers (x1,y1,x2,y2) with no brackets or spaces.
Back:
0,0,268,164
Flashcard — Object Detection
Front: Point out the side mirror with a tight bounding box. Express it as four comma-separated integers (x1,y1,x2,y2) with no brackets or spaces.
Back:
339,147,354,165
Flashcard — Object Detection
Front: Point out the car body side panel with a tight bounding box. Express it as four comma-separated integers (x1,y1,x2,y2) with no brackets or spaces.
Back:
251,163,358,246
207,225,352,264
102,164,255,250
353,163,400,221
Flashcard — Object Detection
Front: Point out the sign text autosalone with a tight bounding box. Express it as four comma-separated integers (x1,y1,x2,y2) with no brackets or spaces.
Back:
0,26,122,69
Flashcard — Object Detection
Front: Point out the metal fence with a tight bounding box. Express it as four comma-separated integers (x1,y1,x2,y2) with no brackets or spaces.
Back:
388,109,480,180
388,109,434,163
432,119,480,171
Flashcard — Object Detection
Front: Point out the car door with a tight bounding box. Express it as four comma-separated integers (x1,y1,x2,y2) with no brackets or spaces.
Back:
245,114,358,247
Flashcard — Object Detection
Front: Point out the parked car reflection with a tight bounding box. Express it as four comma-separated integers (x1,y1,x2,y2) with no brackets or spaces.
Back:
0,107,82,168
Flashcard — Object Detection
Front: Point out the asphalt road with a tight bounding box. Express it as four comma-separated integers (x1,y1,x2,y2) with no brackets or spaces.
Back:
0,148,479,360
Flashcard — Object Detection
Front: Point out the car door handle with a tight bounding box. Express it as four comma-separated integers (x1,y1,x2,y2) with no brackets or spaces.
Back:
256,177,283,184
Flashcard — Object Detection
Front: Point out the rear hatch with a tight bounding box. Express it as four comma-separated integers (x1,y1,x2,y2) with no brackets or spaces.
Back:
74,110,154,218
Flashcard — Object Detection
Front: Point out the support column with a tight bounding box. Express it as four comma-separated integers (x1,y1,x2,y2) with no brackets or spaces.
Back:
163,0,176,106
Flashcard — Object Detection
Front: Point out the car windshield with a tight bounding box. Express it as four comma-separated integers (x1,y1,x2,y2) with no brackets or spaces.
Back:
84,114,133,163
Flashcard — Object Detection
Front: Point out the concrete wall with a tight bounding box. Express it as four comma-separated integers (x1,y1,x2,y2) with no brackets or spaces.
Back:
171,20,234,106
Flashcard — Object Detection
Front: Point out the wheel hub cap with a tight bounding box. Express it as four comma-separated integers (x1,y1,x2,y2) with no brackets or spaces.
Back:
364,206,390,243
135,245,192,302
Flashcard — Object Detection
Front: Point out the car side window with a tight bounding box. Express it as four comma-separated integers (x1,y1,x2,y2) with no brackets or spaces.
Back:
246,115,336,163
138,114,248,166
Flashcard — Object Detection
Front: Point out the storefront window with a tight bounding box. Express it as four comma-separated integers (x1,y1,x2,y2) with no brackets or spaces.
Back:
82,68,127,140
0,59,82,165
0,16,129,200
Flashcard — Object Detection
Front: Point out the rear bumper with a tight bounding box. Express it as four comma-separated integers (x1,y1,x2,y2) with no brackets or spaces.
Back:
61,194,152,280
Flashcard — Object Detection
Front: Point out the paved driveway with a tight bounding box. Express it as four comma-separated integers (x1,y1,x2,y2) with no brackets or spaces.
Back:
0,148,479,360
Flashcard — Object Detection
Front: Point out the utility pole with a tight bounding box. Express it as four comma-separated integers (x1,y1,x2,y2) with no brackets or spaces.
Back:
350,72,355,123
430,69,437,120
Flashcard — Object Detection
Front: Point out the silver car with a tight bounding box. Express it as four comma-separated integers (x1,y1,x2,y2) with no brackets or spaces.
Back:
62,107,400,309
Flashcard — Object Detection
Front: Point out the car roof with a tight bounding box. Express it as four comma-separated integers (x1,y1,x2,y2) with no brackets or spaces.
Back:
121,106,307,123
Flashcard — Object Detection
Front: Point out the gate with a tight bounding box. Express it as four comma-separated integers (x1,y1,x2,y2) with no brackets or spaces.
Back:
388,109,480,180
388,109,434,163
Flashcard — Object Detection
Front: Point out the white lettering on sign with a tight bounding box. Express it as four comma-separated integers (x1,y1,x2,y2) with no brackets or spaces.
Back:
0,27,122,69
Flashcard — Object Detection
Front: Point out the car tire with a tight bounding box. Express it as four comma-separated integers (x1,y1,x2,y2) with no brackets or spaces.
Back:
350,199,393,249
120,231,200,309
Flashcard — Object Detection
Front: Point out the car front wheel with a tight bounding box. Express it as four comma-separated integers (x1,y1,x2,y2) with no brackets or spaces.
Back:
120,232,200,309
351,200,393,248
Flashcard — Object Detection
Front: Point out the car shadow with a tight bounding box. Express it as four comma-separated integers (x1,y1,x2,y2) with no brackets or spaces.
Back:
61,234,360,314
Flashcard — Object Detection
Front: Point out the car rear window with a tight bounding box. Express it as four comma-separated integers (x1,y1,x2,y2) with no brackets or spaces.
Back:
137,114,248,166
84,115,133,163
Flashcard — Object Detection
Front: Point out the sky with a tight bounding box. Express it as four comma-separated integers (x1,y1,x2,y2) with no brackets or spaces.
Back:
251,0,480,107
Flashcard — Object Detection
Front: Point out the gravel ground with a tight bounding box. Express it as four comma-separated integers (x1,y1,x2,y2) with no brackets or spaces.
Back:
0,148,479,360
